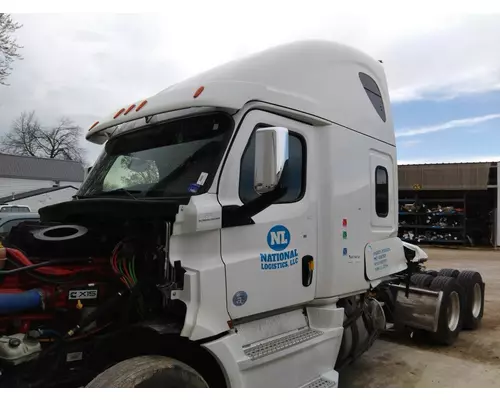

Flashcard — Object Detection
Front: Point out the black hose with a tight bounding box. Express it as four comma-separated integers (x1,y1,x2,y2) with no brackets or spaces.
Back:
405,261,418,297
1,258,92,275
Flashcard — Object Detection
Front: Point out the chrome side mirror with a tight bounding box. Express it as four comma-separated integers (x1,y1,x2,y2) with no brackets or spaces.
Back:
253,127,289,194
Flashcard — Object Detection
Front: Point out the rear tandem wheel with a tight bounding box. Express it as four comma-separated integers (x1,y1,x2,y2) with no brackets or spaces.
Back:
428,276,464,345
456,270,485,330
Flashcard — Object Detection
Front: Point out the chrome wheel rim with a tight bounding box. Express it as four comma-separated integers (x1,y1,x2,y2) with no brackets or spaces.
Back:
472,283,482,318
447,291,460,331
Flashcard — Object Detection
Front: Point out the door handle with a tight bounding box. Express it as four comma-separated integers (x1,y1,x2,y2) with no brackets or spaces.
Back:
302,255,314,287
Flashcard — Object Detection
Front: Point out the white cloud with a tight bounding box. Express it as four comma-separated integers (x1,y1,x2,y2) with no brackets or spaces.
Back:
0,9,499,163
382,15,500,103
390,67,500,103
398,139,421,148
396,113,500,138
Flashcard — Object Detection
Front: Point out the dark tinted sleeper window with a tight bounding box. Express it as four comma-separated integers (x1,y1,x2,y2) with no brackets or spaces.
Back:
239,132,305,204
359,72,386,122
375,166,389,217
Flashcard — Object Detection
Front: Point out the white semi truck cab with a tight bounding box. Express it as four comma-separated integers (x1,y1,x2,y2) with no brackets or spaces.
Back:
0,40,485,388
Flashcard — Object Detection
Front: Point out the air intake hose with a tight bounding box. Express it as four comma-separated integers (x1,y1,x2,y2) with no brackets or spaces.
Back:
0,290,43,314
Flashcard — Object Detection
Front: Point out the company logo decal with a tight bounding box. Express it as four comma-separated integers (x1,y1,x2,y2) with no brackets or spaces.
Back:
260,225,299,270
232,291,248,306
68,289,98,300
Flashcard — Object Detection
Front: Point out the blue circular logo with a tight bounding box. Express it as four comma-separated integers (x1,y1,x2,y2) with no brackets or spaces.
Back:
267,225,291,252
232,291,248,307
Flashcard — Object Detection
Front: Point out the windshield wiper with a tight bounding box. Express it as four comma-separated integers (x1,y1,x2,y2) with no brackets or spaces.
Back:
78,188,142,200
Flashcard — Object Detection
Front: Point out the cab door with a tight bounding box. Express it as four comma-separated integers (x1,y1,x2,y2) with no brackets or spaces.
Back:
218,110,317,319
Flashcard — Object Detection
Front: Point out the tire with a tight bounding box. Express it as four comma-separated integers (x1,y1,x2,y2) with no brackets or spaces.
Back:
425,270,439,277
428,276,463,345
456,270,485,330
86,355,209,388
438,268,460,278
410,273,434,289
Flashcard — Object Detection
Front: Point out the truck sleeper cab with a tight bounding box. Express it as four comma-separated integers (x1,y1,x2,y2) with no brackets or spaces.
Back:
0,40,485,388
79,40,410,388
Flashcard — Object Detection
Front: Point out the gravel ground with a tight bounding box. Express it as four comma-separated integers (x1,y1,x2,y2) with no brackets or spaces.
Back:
340,247,500,388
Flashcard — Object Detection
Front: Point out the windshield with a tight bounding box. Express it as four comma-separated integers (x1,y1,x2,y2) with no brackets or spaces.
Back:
78,112,233,199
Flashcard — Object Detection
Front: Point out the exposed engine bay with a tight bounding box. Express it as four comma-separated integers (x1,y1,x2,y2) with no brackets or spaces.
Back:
0,200,185,387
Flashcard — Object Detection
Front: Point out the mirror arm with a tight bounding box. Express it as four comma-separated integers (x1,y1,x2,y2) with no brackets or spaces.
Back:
222,185,288,228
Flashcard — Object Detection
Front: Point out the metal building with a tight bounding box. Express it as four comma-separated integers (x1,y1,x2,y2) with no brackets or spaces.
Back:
398,162,499,247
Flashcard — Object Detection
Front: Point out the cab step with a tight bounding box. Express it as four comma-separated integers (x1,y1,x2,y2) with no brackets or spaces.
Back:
203,306,344,387
243,327,323,361
301,370,338,388
238,327,326,371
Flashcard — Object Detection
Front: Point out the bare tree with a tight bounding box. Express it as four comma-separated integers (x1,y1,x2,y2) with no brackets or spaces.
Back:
1,111,87,163
37,117,87,163
1,111,40,156
0,13,22,85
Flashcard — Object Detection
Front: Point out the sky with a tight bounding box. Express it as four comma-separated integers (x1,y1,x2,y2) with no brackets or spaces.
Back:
1,5,499,165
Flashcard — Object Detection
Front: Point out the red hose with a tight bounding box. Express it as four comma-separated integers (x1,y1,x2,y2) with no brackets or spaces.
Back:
7,248,31,265
5,247,103,276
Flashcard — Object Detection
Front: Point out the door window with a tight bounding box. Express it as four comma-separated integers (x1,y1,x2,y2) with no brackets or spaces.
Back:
239,126,306,204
